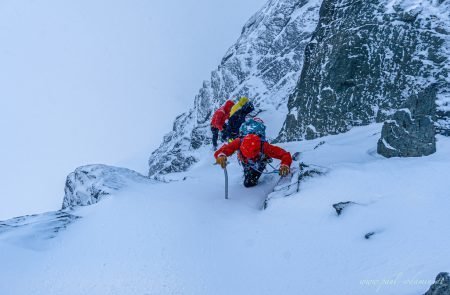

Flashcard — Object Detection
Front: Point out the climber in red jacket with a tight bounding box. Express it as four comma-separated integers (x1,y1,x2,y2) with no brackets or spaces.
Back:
214,134,292,187
211,100,235,150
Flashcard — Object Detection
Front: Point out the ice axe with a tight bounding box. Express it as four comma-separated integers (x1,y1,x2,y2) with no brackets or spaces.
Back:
224,166,228,199
214,161,229,199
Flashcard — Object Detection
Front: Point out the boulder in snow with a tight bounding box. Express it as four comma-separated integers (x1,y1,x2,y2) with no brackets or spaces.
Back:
378,85,437,158
332,201,355,216
364,232,376,240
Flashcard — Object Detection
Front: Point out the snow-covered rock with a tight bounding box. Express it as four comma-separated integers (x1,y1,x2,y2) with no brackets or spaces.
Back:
0,165,151,248
424,273,450,295
148,0,323,177
0,211,80,248
63,164,150,209
433,0,450,136
278,0,450,151
378,1,450,157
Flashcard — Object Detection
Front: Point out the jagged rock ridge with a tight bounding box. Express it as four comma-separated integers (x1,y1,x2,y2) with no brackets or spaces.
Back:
148,0,323,177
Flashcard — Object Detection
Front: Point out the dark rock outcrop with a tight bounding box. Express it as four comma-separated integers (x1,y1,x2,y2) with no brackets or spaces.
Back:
378,84,438,157
63,165,150,209
148,0,323,177
278,0,450,147
332,201,355,216
424,273,450,295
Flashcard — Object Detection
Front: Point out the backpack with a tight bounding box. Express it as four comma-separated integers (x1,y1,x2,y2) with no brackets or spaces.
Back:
239,117,266,141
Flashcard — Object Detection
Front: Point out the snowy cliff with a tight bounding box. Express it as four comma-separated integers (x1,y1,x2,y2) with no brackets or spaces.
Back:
148,0,322,177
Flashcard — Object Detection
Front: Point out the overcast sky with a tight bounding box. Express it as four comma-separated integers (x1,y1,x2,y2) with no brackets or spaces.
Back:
0,0,267,220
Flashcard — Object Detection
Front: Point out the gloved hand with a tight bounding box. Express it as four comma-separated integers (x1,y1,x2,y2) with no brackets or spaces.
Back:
279,165,290,177
216,156,228,169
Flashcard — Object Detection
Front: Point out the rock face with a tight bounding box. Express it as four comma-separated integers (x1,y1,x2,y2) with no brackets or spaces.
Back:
277,0,450,148
435,1,450,136
424,273,450,295
378,1,450,157
63,165,150,209
148,0,323,177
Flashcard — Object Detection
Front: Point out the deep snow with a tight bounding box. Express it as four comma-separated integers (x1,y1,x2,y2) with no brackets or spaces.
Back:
1,124,449,295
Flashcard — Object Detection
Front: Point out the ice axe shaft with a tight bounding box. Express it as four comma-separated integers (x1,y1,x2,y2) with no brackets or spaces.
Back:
224,166,229,199
214,162,229,199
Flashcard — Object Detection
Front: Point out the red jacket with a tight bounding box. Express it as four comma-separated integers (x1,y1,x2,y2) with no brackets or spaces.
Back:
214,138,292,167
211,100,235,130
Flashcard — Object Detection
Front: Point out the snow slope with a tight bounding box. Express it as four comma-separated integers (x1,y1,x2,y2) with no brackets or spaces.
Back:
1,124,450,294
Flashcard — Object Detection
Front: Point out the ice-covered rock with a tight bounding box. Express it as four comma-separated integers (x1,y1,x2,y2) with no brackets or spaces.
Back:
63,164,150,209
148,0,323,177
